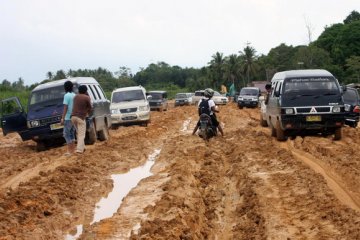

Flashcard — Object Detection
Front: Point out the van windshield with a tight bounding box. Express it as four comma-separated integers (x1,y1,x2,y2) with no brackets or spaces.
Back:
283,77,339,95
240,88,259,95
175,93,187,99
112,90,145,103
148,92,163,100
29,86,65,107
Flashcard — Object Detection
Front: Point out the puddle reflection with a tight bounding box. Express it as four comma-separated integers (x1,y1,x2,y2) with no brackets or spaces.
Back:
64,149,161,239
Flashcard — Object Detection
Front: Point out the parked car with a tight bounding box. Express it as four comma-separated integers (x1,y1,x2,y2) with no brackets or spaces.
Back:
263,69,345,141
212,91,229,105
0,77,111,151
175,93,193,106
343,87,360,128
147,91,168,111
237,87,261,109
192,90,205,105
110,86,151,126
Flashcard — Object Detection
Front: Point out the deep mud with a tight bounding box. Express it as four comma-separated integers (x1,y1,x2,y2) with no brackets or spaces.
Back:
0,103,359,239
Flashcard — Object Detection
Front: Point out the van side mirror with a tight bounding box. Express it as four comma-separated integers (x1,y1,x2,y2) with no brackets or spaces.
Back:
342,85,347,92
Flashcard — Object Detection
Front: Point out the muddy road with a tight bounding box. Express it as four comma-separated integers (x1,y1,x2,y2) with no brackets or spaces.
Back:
0,102,359,239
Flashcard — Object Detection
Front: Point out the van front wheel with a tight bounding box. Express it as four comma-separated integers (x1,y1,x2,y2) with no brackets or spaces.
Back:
333,128,342,141
98,125,109,141
276,120,286,141
85,122,97,145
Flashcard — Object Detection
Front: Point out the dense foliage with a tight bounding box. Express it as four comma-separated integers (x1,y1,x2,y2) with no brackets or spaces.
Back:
1,10,360,98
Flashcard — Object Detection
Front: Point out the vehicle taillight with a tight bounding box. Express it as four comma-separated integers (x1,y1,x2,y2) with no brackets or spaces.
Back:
353,106,360,113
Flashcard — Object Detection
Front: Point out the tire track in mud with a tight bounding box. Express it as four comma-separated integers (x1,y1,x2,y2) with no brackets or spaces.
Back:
282,141,360,212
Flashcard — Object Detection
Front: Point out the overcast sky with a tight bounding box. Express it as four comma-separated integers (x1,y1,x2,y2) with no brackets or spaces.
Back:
0,0,358,85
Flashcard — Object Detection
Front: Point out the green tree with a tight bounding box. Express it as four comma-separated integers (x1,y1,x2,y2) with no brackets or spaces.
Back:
345,56,360,82
344,10,360,24
208,52,225,89
293,46,332,69
53,70,66,80
46,71,53,80
239,44,258,86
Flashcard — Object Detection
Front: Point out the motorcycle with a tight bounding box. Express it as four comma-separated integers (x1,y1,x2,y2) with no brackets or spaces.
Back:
197,113,217,140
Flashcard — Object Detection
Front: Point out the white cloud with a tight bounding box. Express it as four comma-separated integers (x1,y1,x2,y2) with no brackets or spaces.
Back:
0,0,358,85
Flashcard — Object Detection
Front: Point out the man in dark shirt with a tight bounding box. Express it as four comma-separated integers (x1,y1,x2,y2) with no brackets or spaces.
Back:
71,85,92,154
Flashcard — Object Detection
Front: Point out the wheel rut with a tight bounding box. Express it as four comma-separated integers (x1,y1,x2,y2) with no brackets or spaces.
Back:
282,141,360,212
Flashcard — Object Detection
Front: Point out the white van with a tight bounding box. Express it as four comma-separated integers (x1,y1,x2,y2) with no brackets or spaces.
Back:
110,86,151,126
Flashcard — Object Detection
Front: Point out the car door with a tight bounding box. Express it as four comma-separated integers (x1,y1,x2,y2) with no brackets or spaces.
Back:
0,97,27,136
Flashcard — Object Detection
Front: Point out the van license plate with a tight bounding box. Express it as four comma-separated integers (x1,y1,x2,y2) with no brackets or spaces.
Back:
50,123,63,130
306,115,321,122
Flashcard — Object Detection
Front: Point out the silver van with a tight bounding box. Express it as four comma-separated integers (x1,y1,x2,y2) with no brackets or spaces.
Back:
110,86,151,126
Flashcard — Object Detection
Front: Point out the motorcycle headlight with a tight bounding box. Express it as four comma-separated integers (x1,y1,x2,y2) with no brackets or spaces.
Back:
139,105,149,111
111,109,120,114
29,120,40,128
285,108,294,114
332,106,341,113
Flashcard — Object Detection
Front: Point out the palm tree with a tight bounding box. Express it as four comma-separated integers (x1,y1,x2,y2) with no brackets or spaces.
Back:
208,52,225,89
239,44,258,86
46,71,53,80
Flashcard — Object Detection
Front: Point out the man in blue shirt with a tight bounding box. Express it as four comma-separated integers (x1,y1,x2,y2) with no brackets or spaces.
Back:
60,81,76,156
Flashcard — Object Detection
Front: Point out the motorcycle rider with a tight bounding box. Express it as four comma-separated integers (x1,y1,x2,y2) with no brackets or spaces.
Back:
192,88,224,136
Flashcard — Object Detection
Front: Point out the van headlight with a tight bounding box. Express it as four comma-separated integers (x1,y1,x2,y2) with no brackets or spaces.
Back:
332,106,341,113
29,120,40,128
139,105,149,111
111,109,120,114
285,108,294,114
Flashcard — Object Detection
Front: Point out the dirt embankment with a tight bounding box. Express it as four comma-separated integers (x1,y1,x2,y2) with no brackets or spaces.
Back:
0,103,359,239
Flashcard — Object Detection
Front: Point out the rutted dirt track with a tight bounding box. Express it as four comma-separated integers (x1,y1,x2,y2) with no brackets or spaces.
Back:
0,102,359,239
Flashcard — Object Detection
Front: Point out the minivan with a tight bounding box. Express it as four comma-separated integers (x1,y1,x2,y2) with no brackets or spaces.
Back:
147,91,168,111
264,69,345,141
0,77,111,151
110,86,151,126
174,93,193,106
237,87,261,109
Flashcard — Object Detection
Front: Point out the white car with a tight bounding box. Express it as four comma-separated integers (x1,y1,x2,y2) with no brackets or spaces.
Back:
110,86,151,126
212,91,229,105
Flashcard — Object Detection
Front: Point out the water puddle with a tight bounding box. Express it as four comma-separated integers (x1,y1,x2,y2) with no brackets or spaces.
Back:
64,149,161,239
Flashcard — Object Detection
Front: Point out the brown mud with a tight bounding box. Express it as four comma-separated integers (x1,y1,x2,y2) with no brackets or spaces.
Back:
0,103,359,239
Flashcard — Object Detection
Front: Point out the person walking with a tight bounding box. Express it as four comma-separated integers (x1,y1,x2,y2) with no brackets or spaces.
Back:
71,85,92,154
60,81,76,156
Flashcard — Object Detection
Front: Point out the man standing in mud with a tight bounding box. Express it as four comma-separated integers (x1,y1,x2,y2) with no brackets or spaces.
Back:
71,85,92,154
60,80,76,156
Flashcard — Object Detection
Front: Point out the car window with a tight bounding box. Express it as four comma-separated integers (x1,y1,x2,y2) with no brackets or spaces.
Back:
175,93,187,98
112,90,145,103
1,98,22,115
86,85,97,101
29,86,64,106
148,92,163,99
343,89,359,105
94,85,105,100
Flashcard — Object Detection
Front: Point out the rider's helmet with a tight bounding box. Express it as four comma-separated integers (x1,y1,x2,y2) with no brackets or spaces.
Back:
204,88,214,98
